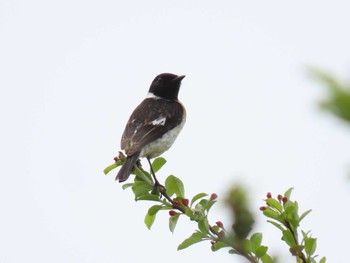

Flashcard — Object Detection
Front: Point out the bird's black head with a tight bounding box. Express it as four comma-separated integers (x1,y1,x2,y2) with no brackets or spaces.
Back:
148,73,185,100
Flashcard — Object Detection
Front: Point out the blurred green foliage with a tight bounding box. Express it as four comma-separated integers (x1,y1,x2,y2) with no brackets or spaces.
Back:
226,186,254,240
311,69,350,124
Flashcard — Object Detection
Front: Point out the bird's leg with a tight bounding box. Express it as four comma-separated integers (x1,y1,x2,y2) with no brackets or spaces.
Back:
147,158,164,194
147,157,160,186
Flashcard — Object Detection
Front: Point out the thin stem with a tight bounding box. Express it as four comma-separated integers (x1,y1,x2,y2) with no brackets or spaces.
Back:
285,221,307,263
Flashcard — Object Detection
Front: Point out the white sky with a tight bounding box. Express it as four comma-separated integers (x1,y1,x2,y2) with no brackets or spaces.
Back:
1,1,350,262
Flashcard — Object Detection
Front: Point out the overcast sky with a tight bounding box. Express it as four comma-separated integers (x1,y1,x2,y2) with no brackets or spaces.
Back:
1,1,350,262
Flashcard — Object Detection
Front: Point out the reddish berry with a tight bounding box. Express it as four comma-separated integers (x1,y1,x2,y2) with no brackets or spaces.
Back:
260,206,267,211
266,192,272,198
210,193,218,200
216,221,224,228
277,194,283,201
113,156,119,162
169,210,177,216
182,198,189,206
282,196,288,203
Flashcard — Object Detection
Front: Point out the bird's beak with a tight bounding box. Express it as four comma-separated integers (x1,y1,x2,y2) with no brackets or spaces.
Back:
173,75,186,82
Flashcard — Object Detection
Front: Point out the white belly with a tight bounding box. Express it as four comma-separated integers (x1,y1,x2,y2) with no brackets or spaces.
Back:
140,117,186,158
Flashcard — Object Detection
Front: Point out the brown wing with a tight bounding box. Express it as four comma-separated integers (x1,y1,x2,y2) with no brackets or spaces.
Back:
121,98,184,156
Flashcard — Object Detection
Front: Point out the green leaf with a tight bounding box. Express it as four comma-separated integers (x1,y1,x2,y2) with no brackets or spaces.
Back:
192,204,206,221
133,166,153,185
266,198,283,212
228,248,239,254
199,199,208,208
148,205,163,216
197,198,217,213
203,199,216,212
132,181,153,199
177,231,206,250
242,239,252,253
284,187,294,200
169,213,180,233
261,253,274,263
301,230,310,240
135,194,160,201
184,207,194,218
304,237,317,256
144,212,156,229
282,229,296,247
284,201,299,228
267,220,285,231
103,162,121,175
151,157,167,173
211,241,230,251
255,245,268,258
122,183,133,190
198,218,210,235
250,233,262,252
165,175,185,198
263,207,283,222
190,193,208,206
319,256,326,263
299,209,312,222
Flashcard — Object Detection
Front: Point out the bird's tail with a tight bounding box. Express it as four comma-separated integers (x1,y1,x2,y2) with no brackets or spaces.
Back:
115,154,140,182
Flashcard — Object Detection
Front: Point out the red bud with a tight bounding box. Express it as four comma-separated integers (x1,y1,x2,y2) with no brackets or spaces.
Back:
182,198,189,206
282,196,288,203
277,194,283,201
169,210,177,216
266,192,272,198
216,221,223,228
173,200,181,206
210,193,218,200
260,206,267,211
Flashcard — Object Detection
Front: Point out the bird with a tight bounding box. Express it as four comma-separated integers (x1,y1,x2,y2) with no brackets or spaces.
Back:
116,73,186,183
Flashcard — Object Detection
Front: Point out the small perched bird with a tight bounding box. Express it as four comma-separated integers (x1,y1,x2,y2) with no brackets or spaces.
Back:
116,73,186,183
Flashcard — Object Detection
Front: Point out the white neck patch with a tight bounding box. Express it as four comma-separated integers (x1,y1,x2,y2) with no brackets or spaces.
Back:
147,92,161,99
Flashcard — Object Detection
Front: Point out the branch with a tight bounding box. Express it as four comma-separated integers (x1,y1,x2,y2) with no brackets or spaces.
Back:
104,156,326,263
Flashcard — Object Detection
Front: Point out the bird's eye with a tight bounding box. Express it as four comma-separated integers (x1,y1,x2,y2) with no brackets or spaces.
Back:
156,77,163,83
